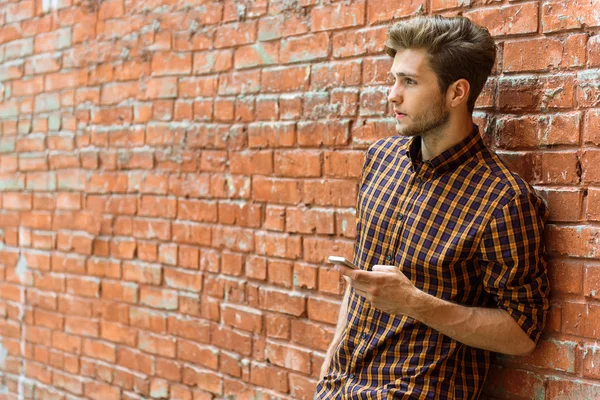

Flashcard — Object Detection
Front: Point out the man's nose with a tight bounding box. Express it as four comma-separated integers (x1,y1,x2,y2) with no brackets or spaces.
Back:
388,83,402,104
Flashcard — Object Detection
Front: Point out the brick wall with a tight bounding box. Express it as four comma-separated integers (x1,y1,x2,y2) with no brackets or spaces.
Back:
0,0,599,399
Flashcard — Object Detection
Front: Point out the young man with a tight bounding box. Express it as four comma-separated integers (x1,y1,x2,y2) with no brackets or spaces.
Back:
315,15,549,400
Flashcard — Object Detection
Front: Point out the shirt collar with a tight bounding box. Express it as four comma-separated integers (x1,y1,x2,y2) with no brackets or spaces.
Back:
405,124,486,176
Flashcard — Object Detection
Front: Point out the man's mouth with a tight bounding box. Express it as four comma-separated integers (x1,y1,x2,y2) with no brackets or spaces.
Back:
395,112,407,119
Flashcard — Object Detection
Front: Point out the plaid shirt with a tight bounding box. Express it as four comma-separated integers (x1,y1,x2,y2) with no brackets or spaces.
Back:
315,126,549,399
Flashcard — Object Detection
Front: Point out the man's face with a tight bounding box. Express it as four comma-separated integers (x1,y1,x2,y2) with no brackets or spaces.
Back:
387,49,450,138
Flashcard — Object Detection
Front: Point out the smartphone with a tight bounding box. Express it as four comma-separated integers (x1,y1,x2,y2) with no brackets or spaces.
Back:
328,256,358,269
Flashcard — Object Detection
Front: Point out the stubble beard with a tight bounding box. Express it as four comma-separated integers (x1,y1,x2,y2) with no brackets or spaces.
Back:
395,96,451,139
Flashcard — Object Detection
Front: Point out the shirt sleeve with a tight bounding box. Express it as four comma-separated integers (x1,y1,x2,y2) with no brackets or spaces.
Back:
477,192,550,344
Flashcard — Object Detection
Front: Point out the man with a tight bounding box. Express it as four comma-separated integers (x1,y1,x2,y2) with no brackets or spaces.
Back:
315,15,549,400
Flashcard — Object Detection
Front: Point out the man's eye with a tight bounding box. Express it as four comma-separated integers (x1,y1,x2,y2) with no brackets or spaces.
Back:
405,78,416,85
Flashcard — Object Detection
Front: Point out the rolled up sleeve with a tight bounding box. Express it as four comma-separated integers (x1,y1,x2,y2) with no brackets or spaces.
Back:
478,192,550,344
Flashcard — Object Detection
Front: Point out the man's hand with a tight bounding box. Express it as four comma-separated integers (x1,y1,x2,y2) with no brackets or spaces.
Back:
334,263,538,356
334,264,420,317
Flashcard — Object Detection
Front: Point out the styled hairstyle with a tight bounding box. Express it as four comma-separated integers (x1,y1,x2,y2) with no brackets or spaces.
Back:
385,15,496,114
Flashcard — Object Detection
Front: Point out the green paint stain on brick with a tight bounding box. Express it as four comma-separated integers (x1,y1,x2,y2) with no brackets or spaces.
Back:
0,137,16,153
57,28,72,50
35,93,60,112
5,38,33,59
0,102,18,118
48,114,61,130
0,176,24,191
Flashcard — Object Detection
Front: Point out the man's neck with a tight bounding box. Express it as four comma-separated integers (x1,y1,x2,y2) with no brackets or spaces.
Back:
421,118,474,161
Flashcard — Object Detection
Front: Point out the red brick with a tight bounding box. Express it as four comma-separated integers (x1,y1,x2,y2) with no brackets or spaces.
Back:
466,3,538,37
177,339,219,368
546,378,600,399
211,324,253,356
538,151,579,185
129,306,167,333
562,33,587,68
547,225,600,259
144,77,178,100
280,33,328,64
179,77,218,98
65,275,98,297
248,122,295,148
362,56,393,86
584,109,600,145
220,351,243,378
82,338,116,363
65,315,99,337
578,70,600,108
85,381,120,400
258,13,309,41
542,0,600,33
259,287,305,317
368,0,425,23
589,35,600,67
139,330,176,358
140,286,178,310
172,221,212,247
581,149,600,184
215,20,257,48
504,37,563,73
212,226,255,252
262,65,311,93
265,340,311,374
156,357,182,381
152,52,192,76
255,231,302,259
183,365,223,395
252,176,302,205
537,188,582,222
311,60,362,90
431,0,471,10
235,42,279,69
308,297,341,325
218,70,261,96
168,315,211,343
245,255,267,281
5,0,34,22
304,179,358,207
250,361,289,393
584,265,600,300
482,365,545,399
52,370,84,396
274,150,321,178
101,321,137,347
297,120,350,147
52,330,82,355
177,199,217,223
164,267,203,292
117,347,154,375
101,280,138,303
290,373,318,400
587,188,600,221
218,202,263,228
311,1,365,32
26,361,52,385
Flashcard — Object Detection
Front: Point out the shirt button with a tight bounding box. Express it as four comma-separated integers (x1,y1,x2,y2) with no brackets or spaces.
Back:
398,214,404,221
386,255,392,261
349,374,355,379
360,333,367,339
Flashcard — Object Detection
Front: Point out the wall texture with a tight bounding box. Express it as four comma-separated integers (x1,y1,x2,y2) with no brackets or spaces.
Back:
0,0,599,399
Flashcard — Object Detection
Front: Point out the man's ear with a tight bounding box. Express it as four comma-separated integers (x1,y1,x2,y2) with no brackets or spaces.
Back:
446,79,470,109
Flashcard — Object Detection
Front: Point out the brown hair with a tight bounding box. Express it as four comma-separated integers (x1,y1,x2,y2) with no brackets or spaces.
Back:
385,15,496,114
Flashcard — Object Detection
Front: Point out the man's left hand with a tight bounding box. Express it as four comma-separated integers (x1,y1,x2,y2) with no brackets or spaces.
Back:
335,264,422,316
